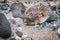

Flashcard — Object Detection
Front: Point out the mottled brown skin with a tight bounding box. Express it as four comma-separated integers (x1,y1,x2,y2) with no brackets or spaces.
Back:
23,18,34,25
23,6,48,25
23,13,39,25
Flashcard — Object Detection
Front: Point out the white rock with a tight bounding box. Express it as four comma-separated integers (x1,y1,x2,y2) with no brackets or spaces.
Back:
18,27,22,30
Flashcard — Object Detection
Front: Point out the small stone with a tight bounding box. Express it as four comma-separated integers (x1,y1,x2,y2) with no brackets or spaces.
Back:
15,30,23,37
10,38,16,40
46,14,57,22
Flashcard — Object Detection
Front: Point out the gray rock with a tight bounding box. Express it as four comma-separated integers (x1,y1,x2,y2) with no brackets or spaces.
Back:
8,19,16,25
15,30,23,37
10,2,25,18
46,13,58,22
10,38,16,40
0,13,11,38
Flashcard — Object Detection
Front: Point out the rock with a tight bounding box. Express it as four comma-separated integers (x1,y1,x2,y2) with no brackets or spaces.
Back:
0,0,9,10
46,14,58,22
58,6,60,10
18,27,22,30
57,20,60,27
8,19,16,25
10,2,25,18
50,6,56,11
24,37,33,40
1,3,9,10
0,13,11,38
10,38,16,40
15,30,23,37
